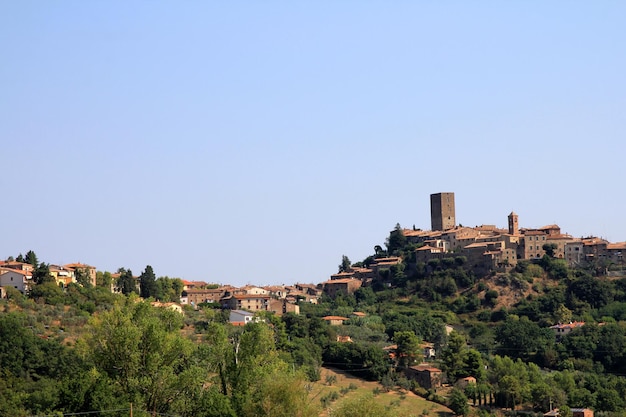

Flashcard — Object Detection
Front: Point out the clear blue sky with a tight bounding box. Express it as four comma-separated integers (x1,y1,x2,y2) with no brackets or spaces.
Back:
1,2,625,286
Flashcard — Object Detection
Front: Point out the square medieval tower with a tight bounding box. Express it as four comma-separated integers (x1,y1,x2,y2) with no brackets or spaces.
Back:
430,192,455,231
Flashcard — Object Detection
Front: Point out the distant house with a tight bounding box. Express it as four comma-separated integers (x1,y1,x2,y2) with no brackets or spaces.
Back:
268,298,300,316
0,269,33,294
49,265,75,287
405,364,443,389
550,321,585,338
181,287,228,305
456,376,477,389
322,278,362,297
0,261,34,272
572,408,594,417
151,301,184,314
322,316,349,326
222,294,270,311
421,343,436,359
229,310,256,326
64,263,97,286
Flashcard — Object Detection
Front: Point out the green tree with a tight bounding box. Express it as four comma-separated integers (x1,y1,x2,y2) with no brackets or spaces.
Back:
448,388,470,416
393,331,421,369
96,271,113,288
440,331,467,381
32,262,54,285
78,298,201,414
116,268,137,295
139,265,157,299
339,255,352,273
24,250,38,267
386,223,407,255
543,243,558,258
495,316,554,361
74,267,92,287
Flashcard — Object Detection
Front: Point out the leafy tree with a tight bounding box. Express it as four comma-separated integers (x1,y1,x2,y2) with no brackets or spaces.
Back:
96,271,113,288
28,282,65,304
239,371,318,417
386,223,407,255
139,265,158,299
24,250,38,267
155,276,184,302
32,262,54,285
78,298,201,414
74,267,92,287
440,331,467,381
543,243,558,258
338,255,352,273
448,388,470,416
393,331,421,369
568,275,613,309
116,268,137,295
495,316,554,361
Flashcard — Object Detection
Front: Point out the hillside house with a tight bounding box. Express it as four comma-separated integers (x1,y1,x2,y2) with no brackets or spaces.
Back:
64,263,97,286
405,364,443,389
229,310,256,325
322,278,362,297
0,269,32,294
222,293,270,311
322,316,349,326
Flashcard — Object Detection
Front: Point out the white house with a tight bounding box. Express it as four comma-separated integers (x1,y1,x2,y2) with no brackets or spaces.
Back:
229,309,256,325
0,269,33,294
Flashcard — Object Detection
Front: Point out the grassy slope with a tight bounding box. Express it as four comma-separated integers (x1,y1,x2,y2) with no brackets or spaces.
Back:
312,367,453,417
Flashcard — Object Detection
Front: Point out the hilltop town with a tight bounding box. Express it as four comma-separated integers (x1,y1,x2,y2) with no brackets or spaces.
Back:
2,192,624,313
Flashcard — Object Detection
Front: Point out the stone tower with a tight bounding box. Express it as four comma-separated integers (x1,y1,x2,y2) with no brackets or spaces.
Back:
508,211,519,235
430,192,455,231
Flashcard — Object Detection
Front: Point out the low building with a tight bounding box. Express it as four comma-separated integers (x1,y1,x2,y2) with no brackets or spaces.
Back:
572,408,594,417
322,278,362,297
229,309,256,325
322,316,349,326
151,301,184,314
268,298,300,316
0,269,33,294
64,263,97,286
550,321,585,338
222,293,270,311
405,364,443,389
181,287,227,305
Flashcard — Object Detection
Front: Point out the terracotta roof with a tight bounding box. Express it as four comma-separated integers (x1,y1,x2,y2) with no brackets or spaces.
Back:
322,316,349,321
231,294,270,299
64,263,94,269
607,242,626,250
0,268,32,277
323,278,359,284
550,321,585,330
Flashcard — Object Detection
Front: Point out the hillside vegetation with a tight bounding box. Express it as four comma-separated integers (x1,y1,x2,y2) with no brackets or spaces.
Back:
2,237,626,416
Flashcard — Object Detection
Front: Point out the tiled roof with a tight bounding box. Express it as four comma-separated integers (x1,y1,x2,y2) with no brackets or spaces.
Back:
323,278,359,284
0,268,32,277
322,316,348,321
550,321,585,330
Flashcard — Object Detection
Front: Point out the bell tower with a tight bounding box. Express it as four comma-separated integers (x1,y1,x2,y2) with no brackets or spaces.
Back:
508,211,519,235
